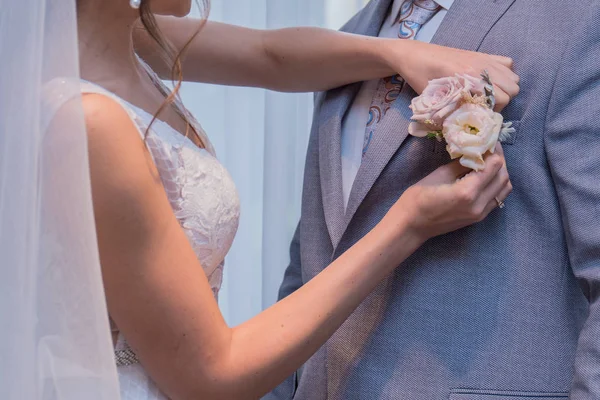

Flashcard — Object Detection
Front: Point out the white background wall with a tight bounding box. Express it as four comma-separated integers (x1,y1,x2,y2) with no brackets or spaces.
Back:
326,0,369,29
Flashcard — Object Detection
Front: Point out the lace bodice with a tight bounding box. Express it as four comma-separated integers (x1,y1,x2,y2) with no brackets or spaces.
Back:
81,81,239,296
141,111,240,297
80,81,240,399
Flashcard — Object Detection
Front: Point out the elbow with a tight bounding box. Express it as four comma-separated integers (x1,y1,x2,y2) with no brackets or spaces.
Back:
171,367,239,400
160,344,244,399
177,375,259,400
170,352,259,400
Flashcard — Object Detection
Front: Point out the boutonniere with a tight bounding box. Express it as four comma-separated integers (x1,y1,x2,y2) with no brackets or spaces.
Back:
408,71,515,171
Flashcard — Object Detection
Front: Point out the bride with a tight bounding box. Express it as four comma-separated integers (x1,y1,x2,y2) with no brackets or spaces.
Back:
1,0,516,399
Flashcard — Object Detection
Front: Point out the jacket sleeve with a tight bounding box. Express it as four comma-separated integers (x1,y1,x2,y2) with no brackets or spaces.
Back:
543,4,600,398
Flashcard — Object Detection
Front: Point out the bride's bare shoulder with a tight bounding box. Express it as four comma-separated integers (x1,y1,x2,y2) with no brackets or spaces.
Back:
81,93,141,140
81,93,160,193
81,93,147,156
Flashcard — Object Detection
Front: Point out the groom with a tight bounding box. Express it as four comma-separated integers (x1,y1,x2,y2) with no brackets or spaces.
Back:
268,0,600,399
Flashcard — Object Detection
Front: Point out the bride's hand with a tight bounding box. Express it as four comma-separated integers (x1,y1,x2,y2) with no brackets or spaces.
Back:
391,144,511,243
384,40,520,111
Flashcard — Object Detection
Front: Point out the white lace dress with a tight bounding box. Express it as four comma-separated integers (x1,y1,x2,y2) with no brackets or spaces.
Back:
80,82,240,400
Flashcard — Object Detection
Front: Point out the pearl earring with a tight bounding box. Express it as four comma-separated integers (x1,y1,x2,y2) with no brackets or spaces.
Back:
130,0,141,9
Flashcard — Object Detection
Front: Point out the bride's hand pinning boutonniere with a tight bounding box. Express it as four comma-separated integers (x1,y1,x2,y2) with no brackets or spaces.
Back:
408,71,515,171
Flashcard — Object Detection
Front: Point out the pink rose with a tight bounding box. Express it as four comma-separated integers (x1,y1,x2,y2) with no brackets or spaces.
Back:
408,121,436,137
442,103,503,171
408,74,485,138
410,76,464,126
456,73,486,97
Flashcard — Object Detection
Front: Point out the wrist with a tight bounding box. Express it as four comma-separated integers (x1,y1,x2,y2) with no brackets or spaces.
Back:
377,38,415,78
368,37,399,77
379,204,427,258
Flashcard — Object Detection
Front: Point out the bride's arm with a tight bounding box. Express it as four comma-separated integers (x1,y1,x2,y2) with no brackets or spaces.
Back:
135,18,519,106
136,18,389,91
85,95,510,400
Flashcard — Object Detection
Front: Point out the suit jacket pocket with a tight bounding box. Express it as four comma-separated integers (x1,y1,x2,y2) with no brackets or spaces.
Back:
449,388,568,400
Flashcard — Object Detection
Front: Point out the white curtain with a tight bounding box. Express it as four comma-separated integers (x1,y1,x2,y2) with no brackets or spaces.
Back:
181,0,366,326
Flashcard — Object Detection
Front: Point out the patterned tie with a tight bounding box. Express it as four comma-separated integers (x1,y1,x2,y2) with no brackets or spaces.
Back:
362,0,441,156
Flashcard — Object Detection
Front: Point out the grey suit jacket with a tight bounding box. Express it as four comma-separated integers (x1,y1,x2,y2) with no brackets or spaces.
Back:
267,0,600,399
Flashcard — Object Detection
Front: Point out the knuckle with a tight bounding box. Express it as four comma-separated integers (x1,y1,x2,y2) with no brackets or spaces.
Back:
500,168,510,184
470,205,486,220
489,155,504,170
495,142,505,155
459,187,476,204
476,210,488,222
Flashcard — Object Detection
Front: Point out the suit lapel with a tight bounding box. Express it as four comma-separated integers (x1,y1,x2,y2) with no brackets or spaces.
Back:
341,0,517,246
319,0,393,247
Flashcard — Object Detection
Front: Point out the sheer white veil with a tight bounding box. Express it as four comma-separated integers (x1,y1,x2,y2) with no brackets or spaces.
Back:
0,0,120,398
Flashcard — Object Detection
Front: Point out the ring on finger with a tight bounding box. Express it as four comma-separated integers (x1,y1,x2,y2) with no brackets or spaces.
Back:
495,196,506,209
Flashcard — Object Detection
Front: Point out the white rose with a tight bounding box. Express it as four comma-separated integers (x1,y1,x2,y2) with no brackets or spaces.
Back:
443,103,503,171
